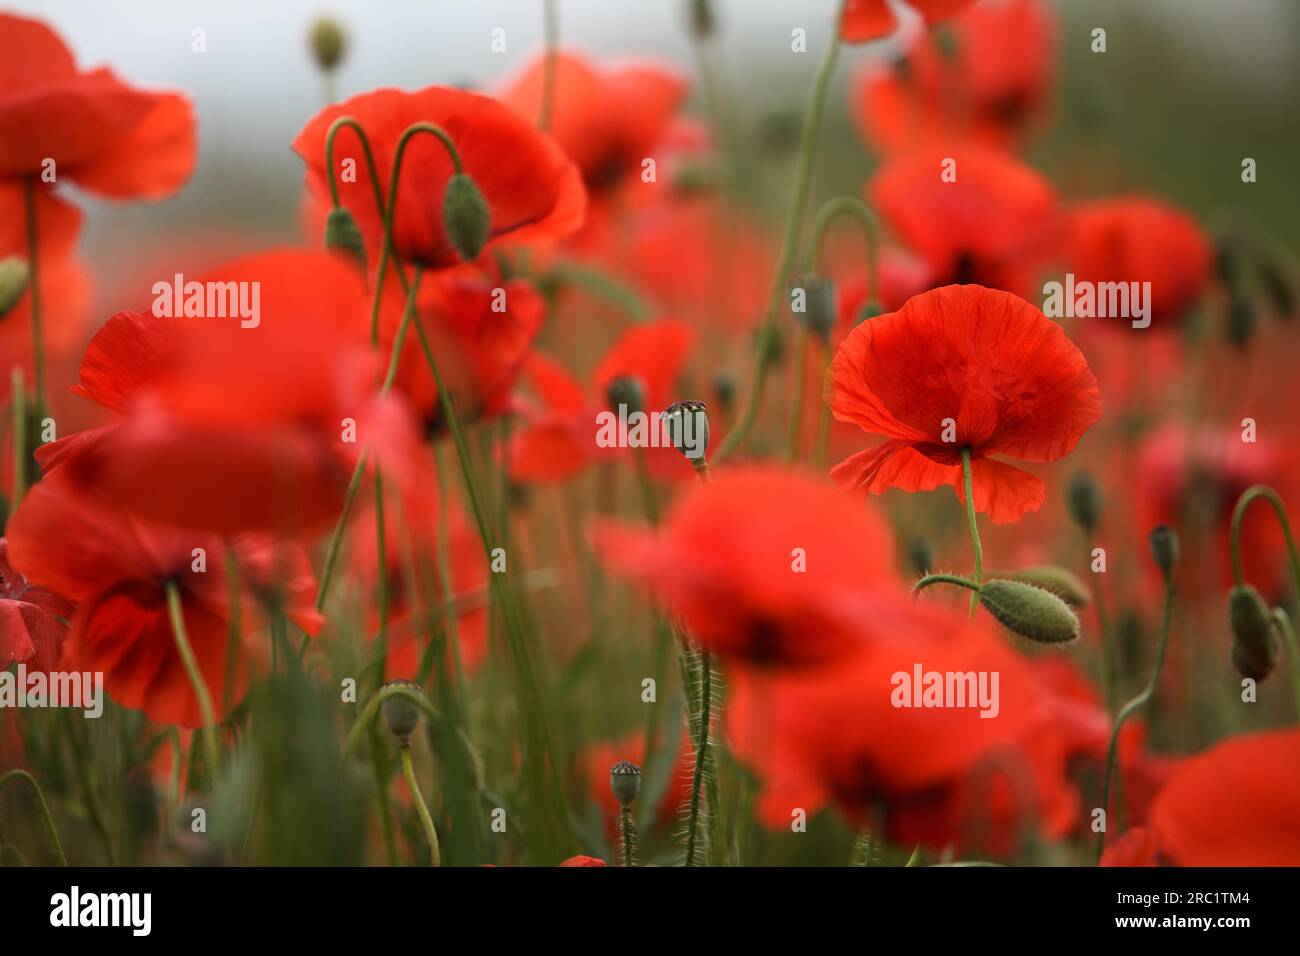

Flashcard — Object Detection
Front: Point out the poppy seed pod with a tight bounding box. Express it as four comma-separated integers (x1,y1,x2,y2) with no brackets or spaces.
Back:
979,579,1080,645
609,760,642,807
380,680,425,745
993,565,1091,609
1228,585,1279,680
1148,525,1179,578
660,400,709,461
308,17,347,73
606,375,646,415
442,173,491,262
792,274,836,345
323,206,367,271
1066,470,1100,535
0,256,30,319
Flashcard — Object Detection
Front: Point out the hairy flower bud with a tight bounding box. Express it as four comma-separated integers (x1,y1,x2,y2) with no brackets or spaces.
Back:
324,206,367,271
308,17,347,73
442,173,491,262
992,565,1091,609
381,680,424,745
1066,470,1101,534
1228,585,1279,680
609,760,642,807
1148,525,1179,578
606,375,645,415
979,579,1080,645
0,256,30,319
660,400,709,461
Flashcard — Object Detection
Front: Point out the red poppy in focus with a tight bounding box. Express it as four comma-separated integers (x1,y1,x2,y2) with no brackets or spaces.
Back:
500,51,687,193
852,0,1056,153
293,86,587,270
1065,197,1212,331
508,319,696,483
826,285,1101,523
593,466,900,666
45,249,421,535
1101,728,1300,866
5,469,322,727
0,538,72,672
727,601,1075,856
0,13,195,197
869,144,1057,293
840,0,975,43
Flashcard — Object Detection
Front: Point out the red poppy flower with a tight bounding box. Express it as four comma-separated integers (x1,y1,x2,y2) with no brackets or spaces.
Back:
868,144,1057,293
500,51,687,193
840,0,975,43
726,601,1075,855
593,466,901,666
0,13,194,196
557,855,607,867
0,537,72,672
1101,728,1300,866
293,86,587,270
45,248,420,535
826,284,1101,523
508,318,696,483
5,469,322,727
1065,197,1212,330
852,0,1056,153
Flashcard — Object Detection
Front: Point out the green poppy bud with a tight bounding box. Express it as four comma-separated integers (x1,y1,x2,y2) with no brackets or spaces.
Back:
660,400,709,461
979,579,1080,645
380,680,424,745
1066,470,1101,535
1225,293,1256,349
992,565,1091,609
308,17,347,73
1148,525,1179,578
606,375,645,415
609,760,642,807
442,173,491,263
792,274,836,345
0,256,30,319
1228,585,1279,680
324,207,367,271
907,536,933,577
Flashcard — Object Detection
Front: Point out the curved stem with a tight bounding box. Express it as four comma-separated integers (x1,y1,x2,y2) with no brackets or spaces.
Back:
961,449,983,618
22,178,44,414
1096,577,1175,864
807,194,882,289
1229,484,1300,588
912,573,980,596
324,116,387,212
165,581,221,782
684,648,713,866
0,769,67,866
400,746,441,866
714,9,844,464
340,682,440,765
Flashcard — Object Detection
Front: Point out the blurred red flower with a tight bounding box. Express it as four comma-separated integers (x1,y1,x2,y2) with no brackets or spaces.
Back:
293,86,587,270
826,284,1101,523
840,0,975,43
558,855,607,867
0,537,72,672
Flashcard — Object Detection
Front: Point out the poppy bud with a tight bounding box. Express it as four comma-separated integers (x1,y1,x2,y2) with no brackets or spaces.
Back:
688,0,714,39
907,536,933,577
1225,293,1256,348
380,680,424,745
660,400,709,461
324,207,367,271
792,274,836,345
1148,525,1179,578
978,579,1080,645
442,173,491,262
710,369,735,415
1228,585,1279,680
992,565,1091,609
609,760,642,807
854,298,883,327
308,17,347,73
1066,470,1100,534
0,256,30,319
605,375,645,415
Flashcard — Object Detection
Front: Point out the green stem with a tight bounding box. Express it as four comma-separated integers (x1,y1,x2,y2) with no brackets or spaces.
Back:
684,649,713,866
961,448,983,618
784,326,810,462
164,581,221,782
540,0,559,131
714,9,844,464
913,573,980,595
806,194,883,284
400,746,441,866
9,367,26,511
1096,577,1175,864
0,769,67,866
1271,607,1300,719
22,178,44,414
314,451,368,612
618,805,637,866
372,467,390,685
1088,532,1118,715
341,682,441,764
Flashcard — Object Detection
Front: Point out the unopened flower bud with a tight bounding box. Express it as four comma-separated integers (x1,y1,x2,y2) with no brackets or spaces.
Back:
688,0,715,39
1066,470,1101,535
380,680,424,745
792,274,836,344
979,579,1080,645
606,375,645,415
0,256,30,319
324,206,367,271
1228,585,1279,680
308,17,347,73
993,565,1091,609
907,536,933,577
660,400,709,461
443,173,491,262
1225,293,1256,348
609,760,642,807
1148,525,1179,578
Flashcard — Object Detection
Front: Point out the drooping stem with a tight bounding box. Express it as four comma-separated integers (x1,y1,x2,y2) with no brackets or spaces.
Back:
684,648,713,866
22,178,44,414
1096,577,1175,864
0,769,67,866
961,449,983,617
714,8,844,464
164,581,221,783
912,573,981,596
806,194,883,289
400,746,441,866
